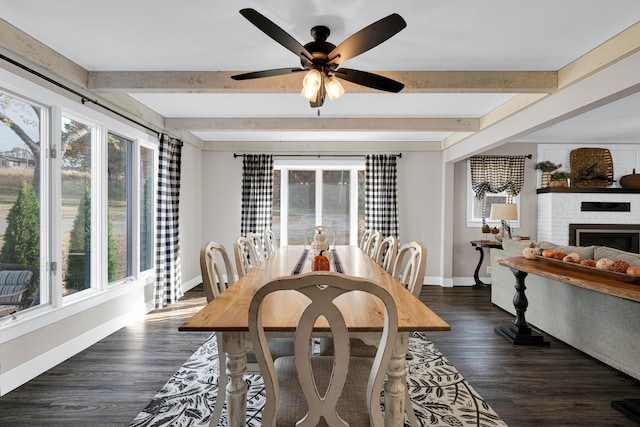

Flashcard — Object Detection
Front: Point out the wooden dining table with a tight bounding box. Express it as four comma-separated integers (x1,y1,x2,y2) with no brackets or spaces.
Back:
179,245,450,426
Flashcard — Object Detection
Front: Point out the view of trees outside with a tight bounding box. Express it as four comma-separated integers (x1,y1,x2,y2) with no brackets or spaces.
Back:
0,92,41,311
0,90,133,317
140,146,154,272
322,170,350,245
273,167,365,246
288,170,316,245
108,133,130,281
61,116,92,292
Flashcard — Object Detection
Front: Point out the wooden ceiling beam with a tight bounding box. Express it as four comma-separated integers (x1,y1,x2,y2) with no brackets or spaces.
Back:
89,70,557,94
165,117,479,132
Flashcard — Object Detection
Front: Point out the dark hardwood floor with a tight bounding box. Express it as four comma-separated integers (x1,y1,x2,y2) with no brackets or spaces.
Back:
1,285,638,426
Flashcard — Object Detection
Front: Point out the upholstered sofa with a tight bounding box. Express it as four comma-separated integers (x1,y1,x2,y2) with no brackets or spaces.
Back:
490,239,640,380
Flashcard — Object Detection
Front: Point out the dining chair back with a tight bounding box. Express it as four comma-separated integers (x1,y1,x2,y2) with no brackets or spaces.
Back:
364,230,382,258
374,235,398,274
248,232,266,263
392,241,427,298
248,272,399,427
200,241,236,303
359,228,373,250
264,229,278,257
235,236,261,278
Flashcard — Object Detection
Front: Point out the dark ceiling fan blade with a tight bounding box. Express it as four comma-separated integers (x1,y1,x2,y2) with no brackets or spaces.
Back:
231,68,305,80
328,13,406,66
239,8,313,62
333,68,404,92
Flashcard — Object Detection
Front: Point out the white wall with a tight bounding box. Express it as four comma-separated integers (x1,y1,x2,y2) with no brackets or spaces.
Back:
178,142,204,289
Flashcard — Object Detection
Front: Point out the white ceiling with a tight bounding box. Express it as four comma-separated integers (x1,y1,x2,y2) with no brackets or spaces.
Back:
1,1,639,153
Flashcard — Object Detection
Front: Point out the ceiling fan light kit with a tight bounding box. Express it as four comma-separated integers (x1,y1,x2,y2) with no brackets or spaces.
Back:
232,8,407,108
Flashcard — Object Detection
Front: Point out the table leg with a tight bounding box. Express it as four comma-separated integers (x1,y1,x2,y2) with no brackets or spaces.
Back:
495,268,549,345
384,332,408,425
472,246,489,288
220,332,248,427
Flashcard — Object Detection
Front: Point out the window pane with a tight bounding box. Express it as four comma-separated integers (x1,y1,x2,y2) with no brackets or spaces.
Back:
0,92,42,314
473,195,508,221
288,170,315,245
108,133,131,281
322,170,350,245
272,169,281,244
139,146,153,271
61,116,92,294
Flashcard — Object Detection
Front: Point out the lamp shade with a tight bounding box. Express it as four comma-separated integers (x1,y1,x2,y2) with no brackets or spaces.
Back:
490,203,518,221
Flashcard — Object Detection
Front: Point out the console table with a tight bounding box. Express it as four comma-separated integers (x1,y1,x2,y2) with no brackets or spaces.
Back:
493,255,640,422
470,240,502,288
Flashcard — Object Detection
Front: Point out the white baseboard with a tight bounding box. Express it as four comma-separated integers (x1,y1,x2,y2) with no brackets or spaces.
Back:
182,275,203,293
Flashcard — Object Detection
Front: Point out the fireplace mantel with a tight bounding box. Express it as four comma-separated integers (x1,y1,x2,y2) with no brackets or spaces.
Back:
537,187,640,194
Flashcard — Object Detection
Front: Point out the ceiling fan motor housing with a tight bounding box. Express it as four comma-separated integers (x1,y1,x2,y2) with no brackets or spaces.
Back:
303,26,337,72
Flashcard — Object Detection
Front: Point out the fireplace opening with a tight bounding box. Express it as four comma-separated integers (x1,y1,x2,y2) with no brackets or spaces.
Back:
569,224,640,253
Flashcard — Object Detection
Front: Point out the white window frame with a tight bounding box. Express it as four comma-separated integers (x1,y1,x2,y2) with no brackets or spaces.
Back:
466,161,521,228
275,159,364,246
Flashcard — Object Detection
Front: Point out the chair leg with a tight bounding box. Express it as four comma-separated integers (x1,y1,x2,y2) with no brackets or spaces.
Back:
209,333,227,427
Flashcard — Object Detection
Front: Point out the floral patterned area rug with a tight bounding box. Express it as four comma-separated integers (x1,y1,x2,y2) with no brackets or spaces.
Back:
130,332,507,427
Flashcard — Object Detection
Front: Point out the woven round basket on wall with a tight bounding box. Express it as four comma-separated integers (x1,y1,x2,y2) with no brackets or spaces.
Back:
570,148,614,188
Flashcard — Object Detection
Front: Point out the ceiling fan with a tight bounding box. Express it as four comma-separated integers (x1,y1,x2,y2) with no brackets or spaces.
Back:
231,8,407,108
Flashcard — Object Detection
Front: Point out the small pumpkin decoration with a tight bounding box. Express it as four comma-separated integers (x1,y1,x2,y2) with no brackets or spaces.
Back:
312,250,331,271
522,247,540,259
626,266,640,276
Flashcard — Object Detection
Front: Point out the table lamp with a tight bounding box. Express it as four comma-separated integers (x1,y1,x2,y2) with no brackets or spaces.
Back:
489,203,518,241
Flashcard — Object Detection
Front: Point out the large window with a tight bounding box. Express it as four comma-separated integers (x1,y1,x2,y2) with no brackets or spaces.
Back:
274,160,364,246
0,70,157,320
466,161,520,228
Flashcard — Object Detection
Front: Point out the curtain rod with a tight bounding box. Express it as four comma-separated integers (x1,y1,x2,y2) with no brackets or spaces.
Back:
233,153,402,159
0,53,161,138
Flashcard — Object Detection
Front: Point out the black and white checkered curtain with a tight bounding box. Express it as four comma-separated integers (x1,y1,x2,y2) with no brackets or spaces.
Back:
365,154,399,238
470,155,526,221
240,154,273,237
154,134,183,309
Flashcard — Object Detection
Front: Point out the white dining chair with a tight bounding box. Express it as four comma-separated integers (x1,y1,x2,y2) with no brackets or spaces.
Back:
392,241,427,298
199,241,236,427
374,235,399,274
263,229,278,257
359,228,373,251
200,241,236,303
200,241,294,426
234,236,261,278
248,271,399,426
247,232,266,263
364,230,382,258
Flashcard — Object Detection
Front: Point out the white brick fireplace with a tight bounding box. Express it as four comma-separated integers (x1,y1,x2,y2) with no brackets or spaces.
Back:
537,189,640,246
